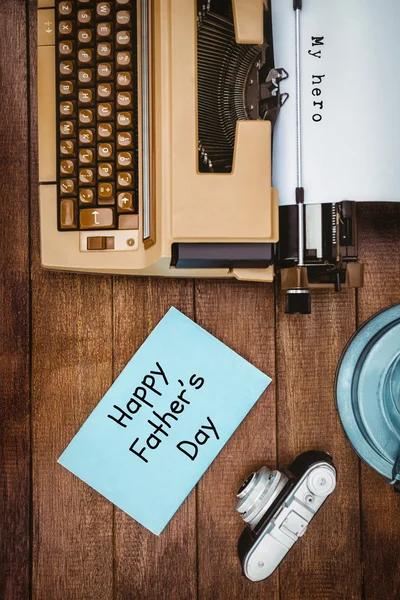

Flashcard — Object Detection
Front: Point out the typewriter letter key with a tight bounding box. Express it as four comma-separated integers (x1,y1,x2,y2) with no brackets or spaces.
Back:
59,1,73,15
97,3,111,17
78,29,92,44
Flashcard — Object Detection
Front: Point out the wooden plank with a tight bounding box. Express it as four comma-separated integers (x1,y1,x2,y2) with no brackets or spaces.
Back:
195,280,278,600
31,272,114,600
276,291,362,600
0,2,31,599
356,203,400,600
113,277,196,600
28,1,114,596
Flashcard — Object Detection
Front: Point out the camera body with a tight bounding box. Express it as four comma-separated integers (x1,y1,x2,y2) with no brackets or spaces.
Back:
236,451,336,582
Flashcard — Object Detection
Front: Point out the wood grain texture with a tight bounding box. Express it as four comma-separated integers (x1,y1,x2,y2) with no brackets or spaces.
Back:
276,291,362,600
31,271,114,600
356,203,400,600
195,280,278,600
0,2,397,599
113,277,196,600
0,2,31,599
28,1,114,596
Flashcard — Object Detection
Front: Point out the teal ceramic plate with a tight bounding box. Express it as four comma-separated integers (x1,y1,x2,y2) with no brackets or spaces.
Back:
336,304,400,484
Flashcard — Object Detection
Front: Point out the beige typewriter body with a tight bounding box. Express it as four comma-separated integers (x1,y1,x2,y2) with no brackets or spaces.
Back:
38,0,278,281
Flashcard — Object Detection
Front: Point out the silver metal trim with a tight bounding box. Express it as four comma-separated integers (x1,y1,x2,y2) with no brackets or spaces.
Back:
295,7,305,267
295,9,302,189
305,203,323,259
141,0,151,240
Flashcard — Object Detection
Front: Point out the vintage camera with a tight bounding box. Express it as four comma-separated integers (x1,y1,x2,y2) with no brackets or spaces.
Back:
236,451,336,582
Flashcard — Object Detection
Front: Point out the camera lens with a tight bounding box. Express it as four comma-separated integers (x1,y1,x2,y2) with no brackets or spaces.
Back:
235,466,289,529
237,472,256,498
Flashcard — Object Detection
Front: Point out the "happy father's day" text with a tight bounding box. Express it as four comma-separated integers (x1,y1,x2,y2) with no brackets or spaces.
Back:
107,362,219,463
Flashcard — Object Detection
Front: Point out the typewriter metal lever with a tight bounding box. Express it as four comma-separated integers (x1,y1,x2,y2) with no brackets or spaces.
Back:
260,68,289,124
265,67,288,96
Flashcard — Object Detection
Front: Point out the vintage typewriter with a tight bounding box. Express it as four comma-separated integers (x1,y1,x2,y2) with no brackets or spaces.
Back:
37,0,363,314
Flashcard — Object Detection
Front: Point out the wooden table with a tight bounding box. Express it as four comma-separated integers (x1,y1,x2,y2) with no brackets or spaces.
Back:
1,2,400,598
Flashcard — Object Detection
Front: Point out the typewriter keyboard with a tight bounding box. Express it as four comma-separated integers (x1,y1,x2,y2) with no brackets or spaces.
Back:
56,0,138,231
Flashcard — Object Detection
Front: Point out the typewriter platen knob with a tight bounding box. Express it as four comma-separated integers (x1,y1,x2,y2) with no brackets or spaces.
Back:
285,290,311,315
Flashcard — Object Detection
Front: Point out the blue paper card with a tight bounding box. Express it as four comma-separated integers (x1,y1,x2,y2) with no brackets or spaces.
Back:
58,307,271,535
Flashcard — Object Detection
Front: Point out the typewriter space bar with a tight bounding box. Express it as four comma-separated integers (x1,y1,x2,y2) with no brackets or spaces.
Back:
171,243,273,269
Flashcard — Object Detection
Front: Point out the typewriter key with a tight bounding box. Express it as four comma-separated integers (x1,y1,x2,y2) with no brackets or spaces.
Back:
78,69,93,84
60,121,74,136
60,101,74,116
60,179,75,194
97,3,111,17
78,89,93,104
59,1,73,15
60,81,74,95
78,49,93,64
117,31,131,46
117,72,131,87
117,131,132,147
97,123,112,139
80,208,115,228
59,41,73,55
59,21,73,35
98,143,113,158
78,29,92,44
98,63,112,78
97,22,112,37
116,52,131,67
98,164,113,178
117,172,132,187
79,168,95,184
117,92,131,107
116,11,131,26
117,112,132,127
79,129,94,144
79,149,94,164
60,160,75,175
119,214,139,230
79,189,94,204
60,61,74,76
98,123,113,139
60,199,76,228
79,109,94,124
97,43,112,58
98,182,114,204
117,152,132,167
117,192,133,212
60,140,75,155
98,103,112,118
98,83,112,98
78,10,92,24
